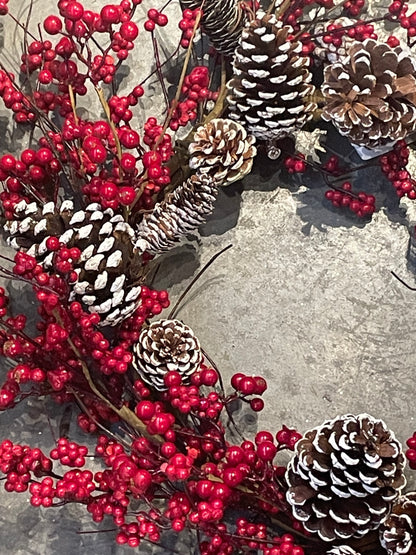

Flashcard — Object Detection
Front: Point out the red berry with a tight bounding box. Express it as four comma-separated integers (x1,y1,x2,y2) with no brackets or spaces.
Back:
120,21,139,41
44,15,63,34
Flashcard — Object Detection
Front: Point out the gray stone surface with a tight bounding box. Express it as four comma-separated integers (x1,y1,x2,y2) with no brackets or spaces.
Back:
1,0,416,553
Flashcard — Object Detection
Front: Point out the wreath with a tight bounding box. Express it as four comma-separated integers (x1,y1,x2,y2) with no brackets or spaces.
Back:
0,0,416,553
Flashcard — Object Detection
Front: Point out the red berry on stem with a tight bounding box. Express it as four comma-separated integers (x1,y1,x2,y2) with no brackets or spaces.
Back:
44,15,63,34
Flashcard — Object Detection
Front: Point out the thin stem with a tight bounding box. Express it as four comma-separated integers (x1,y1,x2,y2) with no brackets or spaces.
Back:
391,270,416,291
168,244,233,319
95,86,122,161
151,32,170,109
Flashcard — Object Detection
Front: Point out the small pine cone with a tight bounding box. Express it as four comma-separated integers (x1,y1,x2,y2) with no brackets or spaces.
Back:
227,13,316,142
326,547,362,555
132,319,202,390
5,200,143,327
179,0,247,56
135,173,218,256
188,118,256,185
379,493,416,554
322,39,416,148
285,413,406,542
313,18,356,64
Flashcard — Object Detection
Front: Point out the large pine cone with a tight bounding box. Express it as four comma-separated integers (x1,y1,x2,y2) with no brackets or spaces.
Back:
132,319,202,390
285,413,406,542
227,13,316,143
322,39,416,148
5,200,143,327
379,493,416,554
188,118,256,185
179,0,247,56
135,172,218,256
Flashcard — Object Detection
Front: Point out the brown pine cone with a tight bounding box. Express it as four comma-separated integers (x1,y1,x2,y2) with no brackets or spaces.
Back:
227,12,316,144
5,200,143,327
135,172,218,256
132,319,203,390
179,0,247,56
379,493,416,554
285,413,406,542
188,118,256,185
322,39,416,148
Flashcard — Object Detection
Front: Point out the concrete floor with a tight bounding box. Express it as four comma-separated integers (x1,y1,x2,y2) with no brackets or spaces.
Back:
1,0,416,553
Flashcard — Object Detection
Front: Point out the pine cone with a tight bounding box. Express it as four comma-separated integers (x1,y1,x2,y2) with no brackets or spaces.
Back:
322,39,416,148
4,200,143,327
285,413,406,542
227,13,316,143
132,319,202,390
188,118,256,185
326,547,362,555
379,493,416,554
179,0,247,56
135,172,218,256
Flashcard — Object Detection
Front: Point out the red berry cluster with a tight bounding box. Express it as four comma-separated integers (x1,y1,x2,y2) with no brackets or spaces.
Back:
406,433,416,469
178,8,201,48
380,140,416,199
343,0,366,17
56,469,96,501
0,147,61,213
29,477,55,507
345,21,376,40
325,182,376,217
0,440,52,493
236,521,304,555
0,70,35,123
144,8,168,32
389,0,416,41
231,372,267,411
170,66,213,130
275,425,302,451
50,437,88,467
284,153,306,174
161,368,222,417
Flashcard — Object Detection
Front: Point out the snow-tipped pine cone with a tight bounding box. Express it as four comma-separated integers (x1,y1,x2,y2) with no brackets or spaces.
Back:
188,118,256,185
132,319,203,390
285,413,406,542
135,172,218,256
380,493,416,554
5,200,143,327
179,0,247,56
227,12,316,142
322,39,416,148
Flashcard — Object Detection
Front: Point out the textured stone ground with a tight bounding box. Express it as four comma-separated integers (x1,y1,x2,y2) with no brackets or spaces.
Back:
1,1,416,553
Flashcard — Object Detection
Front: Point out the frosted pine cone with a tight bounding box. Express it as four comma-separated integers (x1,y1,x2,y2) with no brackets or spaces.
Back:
227,13,316,143
132,319,202,390
326,547,361,555
322,39,416,148
179,0,247,56
188,118,256,185
285,413,406,542
4,200,143,327
135,172,218,256
379,493,416,554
